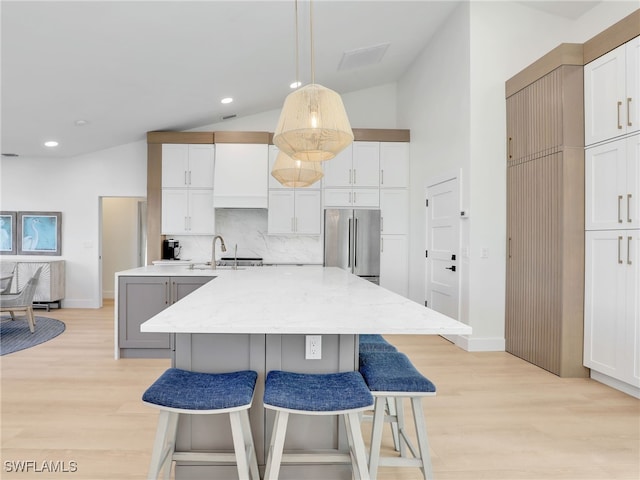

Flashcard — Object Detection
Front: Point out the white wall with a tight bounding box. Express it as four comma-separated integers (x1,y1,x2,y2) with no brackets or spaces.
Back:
0,141,147,307
397,0,638,351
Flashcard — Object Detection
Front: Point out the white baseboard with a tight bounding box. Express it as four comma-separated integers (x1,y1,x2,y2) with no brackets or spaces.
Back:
591,371,640,399
59,299,101,309
448,335,505,352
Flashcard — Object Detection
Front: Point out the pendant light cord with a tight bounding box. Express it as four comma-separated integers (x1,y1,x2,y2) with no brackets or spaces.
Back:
294,0,299,86
310,0,315,84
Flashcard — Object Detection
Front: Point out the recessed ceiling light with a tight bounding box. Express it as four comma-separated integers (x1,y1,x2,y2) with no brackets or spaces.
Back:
44,141,59,147
75,119,89,126
221,97,233,104
290,81,302,89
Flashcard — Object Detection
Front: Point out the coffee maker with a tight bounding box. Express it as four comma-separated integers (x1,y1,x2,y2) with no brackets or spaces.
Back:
162,239,181,260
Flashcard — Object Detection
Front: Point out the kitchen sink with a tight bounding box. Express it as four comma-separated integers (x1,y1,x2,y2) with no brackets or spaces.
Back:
186,264,244,271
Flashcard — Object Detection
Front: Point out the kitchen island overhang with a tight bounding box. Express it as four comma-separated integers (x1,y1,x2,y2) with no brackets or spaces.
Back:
140,265,472,336
137,265,470,479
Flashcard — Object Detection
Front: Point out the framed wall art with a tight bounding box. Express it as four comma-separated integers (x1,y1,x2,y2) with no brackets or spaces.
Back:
17,211,62,256
0,211,17,255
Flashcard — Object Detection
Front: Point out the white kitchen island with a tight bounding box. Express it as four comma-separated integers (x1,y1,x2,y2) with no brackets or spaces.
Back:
138,265,471,479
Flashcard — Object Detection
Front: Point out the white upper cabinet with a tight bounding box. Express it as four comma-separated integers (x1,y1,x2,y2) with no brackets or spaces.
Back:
162,144,214,188
379,142,409,188
267,189,321,235
323,142,380,188
585,37,640,146
323,145,353,188
586,135,639,230
352,142,380,187
161,189,215,235
214,143,268,208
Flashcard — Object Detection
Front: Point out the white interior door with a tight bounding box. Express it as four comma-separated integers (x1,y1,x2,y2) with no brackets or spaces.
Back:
425,177,460,320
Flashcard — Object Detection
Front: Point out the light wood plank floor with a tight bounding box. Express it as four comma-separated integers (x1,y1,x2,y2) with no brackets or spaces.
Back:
1,302,638,479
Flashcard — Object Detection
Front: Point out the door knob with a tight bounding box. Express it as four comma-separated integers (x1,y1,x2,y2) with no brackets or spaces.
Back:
445,266,456,272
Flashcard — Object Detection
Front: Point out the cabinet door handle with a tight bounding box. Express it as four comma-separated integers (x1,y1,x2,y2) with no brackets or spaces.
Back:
381,237,384,253
184,171,188,186
508,237,512,259
618,236,623,264
164,281,169,304
628,236,632,265
188,170,192,185
627,97,633,127
353,169,357,185
508,137,513,160
353,191,357,204
349,169,352,185
618,195,623,223
381,170,384,185
381,217,384,232
628,194,633,223
291,217,294,232
617,101,623,129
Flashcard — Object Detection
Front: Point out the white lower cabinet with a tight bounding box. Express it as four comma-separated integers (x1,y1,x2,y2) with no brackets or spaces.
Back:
380,234,408,297
584,230,639,394
267,189,321,235
380,189,408,234
162,189,215,235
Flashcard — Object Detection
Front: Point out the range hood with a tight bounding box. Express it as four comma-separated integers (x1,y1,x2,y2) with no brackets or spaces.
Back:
213,143,268,209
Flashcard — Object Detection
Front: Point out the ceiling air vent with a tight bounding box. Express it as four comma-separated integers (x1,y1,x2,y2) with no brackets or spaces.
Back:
338,43,390,71
221,114,237,121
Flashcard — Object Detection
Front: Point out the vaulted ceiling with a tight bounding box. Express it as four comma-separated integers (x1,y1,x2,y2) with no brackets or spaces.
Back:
1,1,600,159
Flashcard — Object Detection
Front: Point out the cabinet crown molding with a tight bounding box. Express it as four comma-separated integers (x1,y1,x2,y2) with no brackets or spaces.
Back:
148,129,410,145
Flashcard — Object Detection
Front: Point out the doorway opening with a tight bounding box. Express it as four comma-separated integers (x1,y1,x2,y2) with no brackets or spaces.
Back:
99,197,146,306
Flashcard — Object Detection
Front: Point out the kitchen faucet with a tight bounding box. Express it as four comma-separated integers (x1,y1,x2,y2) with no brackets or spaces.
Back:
211,235,227,270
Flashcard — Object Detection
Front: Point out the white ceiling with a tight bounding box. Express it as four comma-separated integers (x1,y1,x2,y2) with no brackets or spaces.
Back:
1,0,600,159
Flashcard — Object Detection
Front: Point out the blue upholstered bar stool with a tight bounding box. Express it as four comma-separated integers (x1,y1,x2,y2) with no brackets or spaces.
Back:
263,370,374,480
359,351,437,480
358,334,401,450
358,334,398,353
142,368,260,480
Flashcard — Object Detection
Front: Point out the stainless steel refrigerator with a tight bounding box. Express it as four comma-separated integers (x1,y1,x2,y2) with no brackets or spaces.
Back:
324,209,380,284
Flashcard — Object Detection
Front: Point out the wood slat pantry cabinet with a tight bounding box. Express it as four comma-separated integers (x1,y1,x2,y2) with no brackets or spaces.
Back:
505,45,588,377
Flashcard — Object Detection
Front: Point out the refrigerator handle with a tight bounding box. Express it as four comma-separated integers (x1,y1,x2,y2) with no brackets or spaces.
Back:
348,218,352,268
354,218,358,267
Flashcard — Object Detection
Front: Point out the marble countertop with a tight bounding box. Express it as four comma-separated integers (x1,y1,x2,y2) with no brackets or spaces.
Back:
138,265,472,336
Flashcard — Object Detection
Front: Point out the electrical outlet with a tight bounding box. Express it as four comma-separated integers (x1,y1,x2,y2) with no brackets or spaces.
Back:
305,335,322,360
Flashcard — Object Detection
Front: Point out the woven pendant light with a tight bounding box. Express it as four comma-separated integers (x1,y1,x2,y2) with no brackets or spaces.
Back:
273,0,353,163
271,150,323,188
273,84,353,162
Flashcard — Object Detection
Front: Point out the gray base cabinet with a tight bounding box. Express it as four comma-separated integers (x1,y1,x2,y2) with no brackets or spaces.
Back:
118,276,212,358
173,332,358,479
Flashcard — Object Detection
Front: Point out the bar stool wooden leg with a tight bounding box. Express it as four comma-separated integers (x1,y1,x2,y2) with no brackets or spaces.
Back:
411,397,433,480
147,410,178,480
368,396,387,480
264,410,289,480
345,411,370,480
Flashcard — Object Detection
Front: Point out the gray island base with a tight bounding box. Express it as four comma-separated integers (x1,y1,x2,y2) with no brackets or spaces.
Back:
137,266,472,479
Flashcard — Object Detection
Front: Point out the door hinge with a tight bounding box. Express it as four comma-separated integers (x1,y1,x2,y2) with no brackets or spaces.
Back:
424,300,428,307
425,250,428,258
425,199,429,207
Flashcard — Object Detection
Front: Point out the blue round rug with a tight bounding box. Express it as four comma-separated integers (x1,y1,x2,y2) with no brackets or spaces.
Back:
0,316,66,355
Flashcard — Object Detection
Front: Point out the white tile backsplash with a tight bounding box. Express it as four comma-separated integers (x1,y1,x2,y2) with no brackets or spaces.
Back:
170,209,322,264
